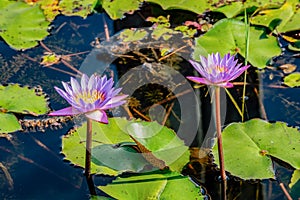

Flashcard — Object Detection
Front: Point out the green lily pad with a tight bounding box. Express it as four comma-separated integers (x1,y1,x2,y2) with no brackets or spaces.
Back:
283,72,300,88
289,169,300,188
102,0,141,19
62,118,134,175
98,172,204,200
0,0,50,50
59,0,98,18
250,0,300,33
0,84,49,115
212,119,300,180
62,118,189,175
127,121,190,172
120,29,148,42
147,0,212,14
194,18,281,69
0,112,21,133
91,143,151,172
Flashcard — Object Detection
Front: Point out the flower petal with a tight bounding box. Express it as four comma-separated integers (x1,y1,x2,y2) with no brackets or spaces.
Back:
62,82,73,96
101,95,128,109
85,110,108,123
186,76,212,85
81,74,89,92
70,77,81,94
48,106,80,116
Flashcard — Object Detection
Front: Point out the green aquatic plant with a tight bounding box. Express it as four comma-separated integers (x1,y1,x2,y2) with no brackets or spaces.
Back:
212,119,300,179
0,84,49,134
98,171,205,200
62,118,189,175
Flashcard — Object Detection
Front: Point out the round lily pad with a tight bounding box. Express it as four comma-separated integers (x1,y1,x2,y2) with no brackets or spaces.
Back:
212,118,300,180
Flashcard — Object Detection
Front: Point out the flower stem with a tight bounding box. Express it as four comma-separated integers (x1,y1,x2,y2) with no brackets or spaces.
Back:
85,118,96,195
215,87,227,199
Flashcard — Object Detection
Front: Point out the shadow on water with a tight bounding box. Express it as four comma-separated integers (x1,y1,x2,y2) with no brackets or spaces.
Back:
0,6,299,200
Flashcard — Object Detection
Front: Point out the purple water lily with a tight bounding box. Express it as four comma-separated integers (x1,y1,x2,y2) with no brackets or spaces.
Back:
49,74,128,123
187,53,250,88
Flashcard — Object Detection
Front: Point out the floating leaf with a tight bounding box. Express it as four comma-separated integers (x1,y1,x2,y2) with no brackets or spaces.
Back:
62,118,189,175
39,0,61,21
0,113,21,133
250,0,300,33
283,72,300,87
62,118,134,175
194,19,281,69
212,119,300,180
0,84,49,115
120,29,148,42
59,0,98,18
92,143,151,172
102,0,141,19
127,121,189,172
0,0,50,50
289,169,300,188
98,172,204,200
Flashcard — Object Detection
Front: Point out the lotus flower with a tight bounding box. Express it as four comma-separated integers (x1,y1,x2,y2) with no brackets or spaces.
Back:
49,74,128,123
187,53,250,88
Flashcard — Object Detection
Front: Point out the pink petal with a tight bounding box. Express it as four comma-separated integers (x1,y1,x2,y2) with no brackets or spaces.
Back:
48,106,80,116
85,110,108,123
186,76,211,85
217,82,234,88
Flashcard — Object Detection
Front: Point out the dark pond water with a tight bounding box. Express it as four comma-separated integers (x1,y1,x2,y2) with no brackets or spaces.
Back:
0,7,299,200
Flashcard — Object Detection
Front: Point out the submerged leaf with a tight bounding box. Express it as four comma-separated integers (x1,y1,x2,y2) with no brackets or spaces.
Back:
0,113,21,133
212,119,300,180
194,19,281,69
0,84,49,115
92,143,151,172
0,0,50,50
98,172,204,200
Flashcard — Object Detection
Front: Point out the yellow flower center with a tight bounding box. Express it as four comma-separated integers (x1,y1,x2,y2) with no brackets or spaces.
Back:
215,66,228,73
75,90,105,104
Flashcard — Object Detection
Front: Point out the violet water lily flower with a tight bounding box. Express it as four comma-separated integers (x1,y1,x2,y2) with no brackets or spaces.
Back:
49,74,128,123
187,53,250,88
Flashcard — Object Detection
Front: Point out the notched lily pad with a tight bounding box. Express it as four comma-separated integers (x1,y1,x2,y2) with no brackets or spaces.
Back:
0,84,49,115
212,119,300,180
